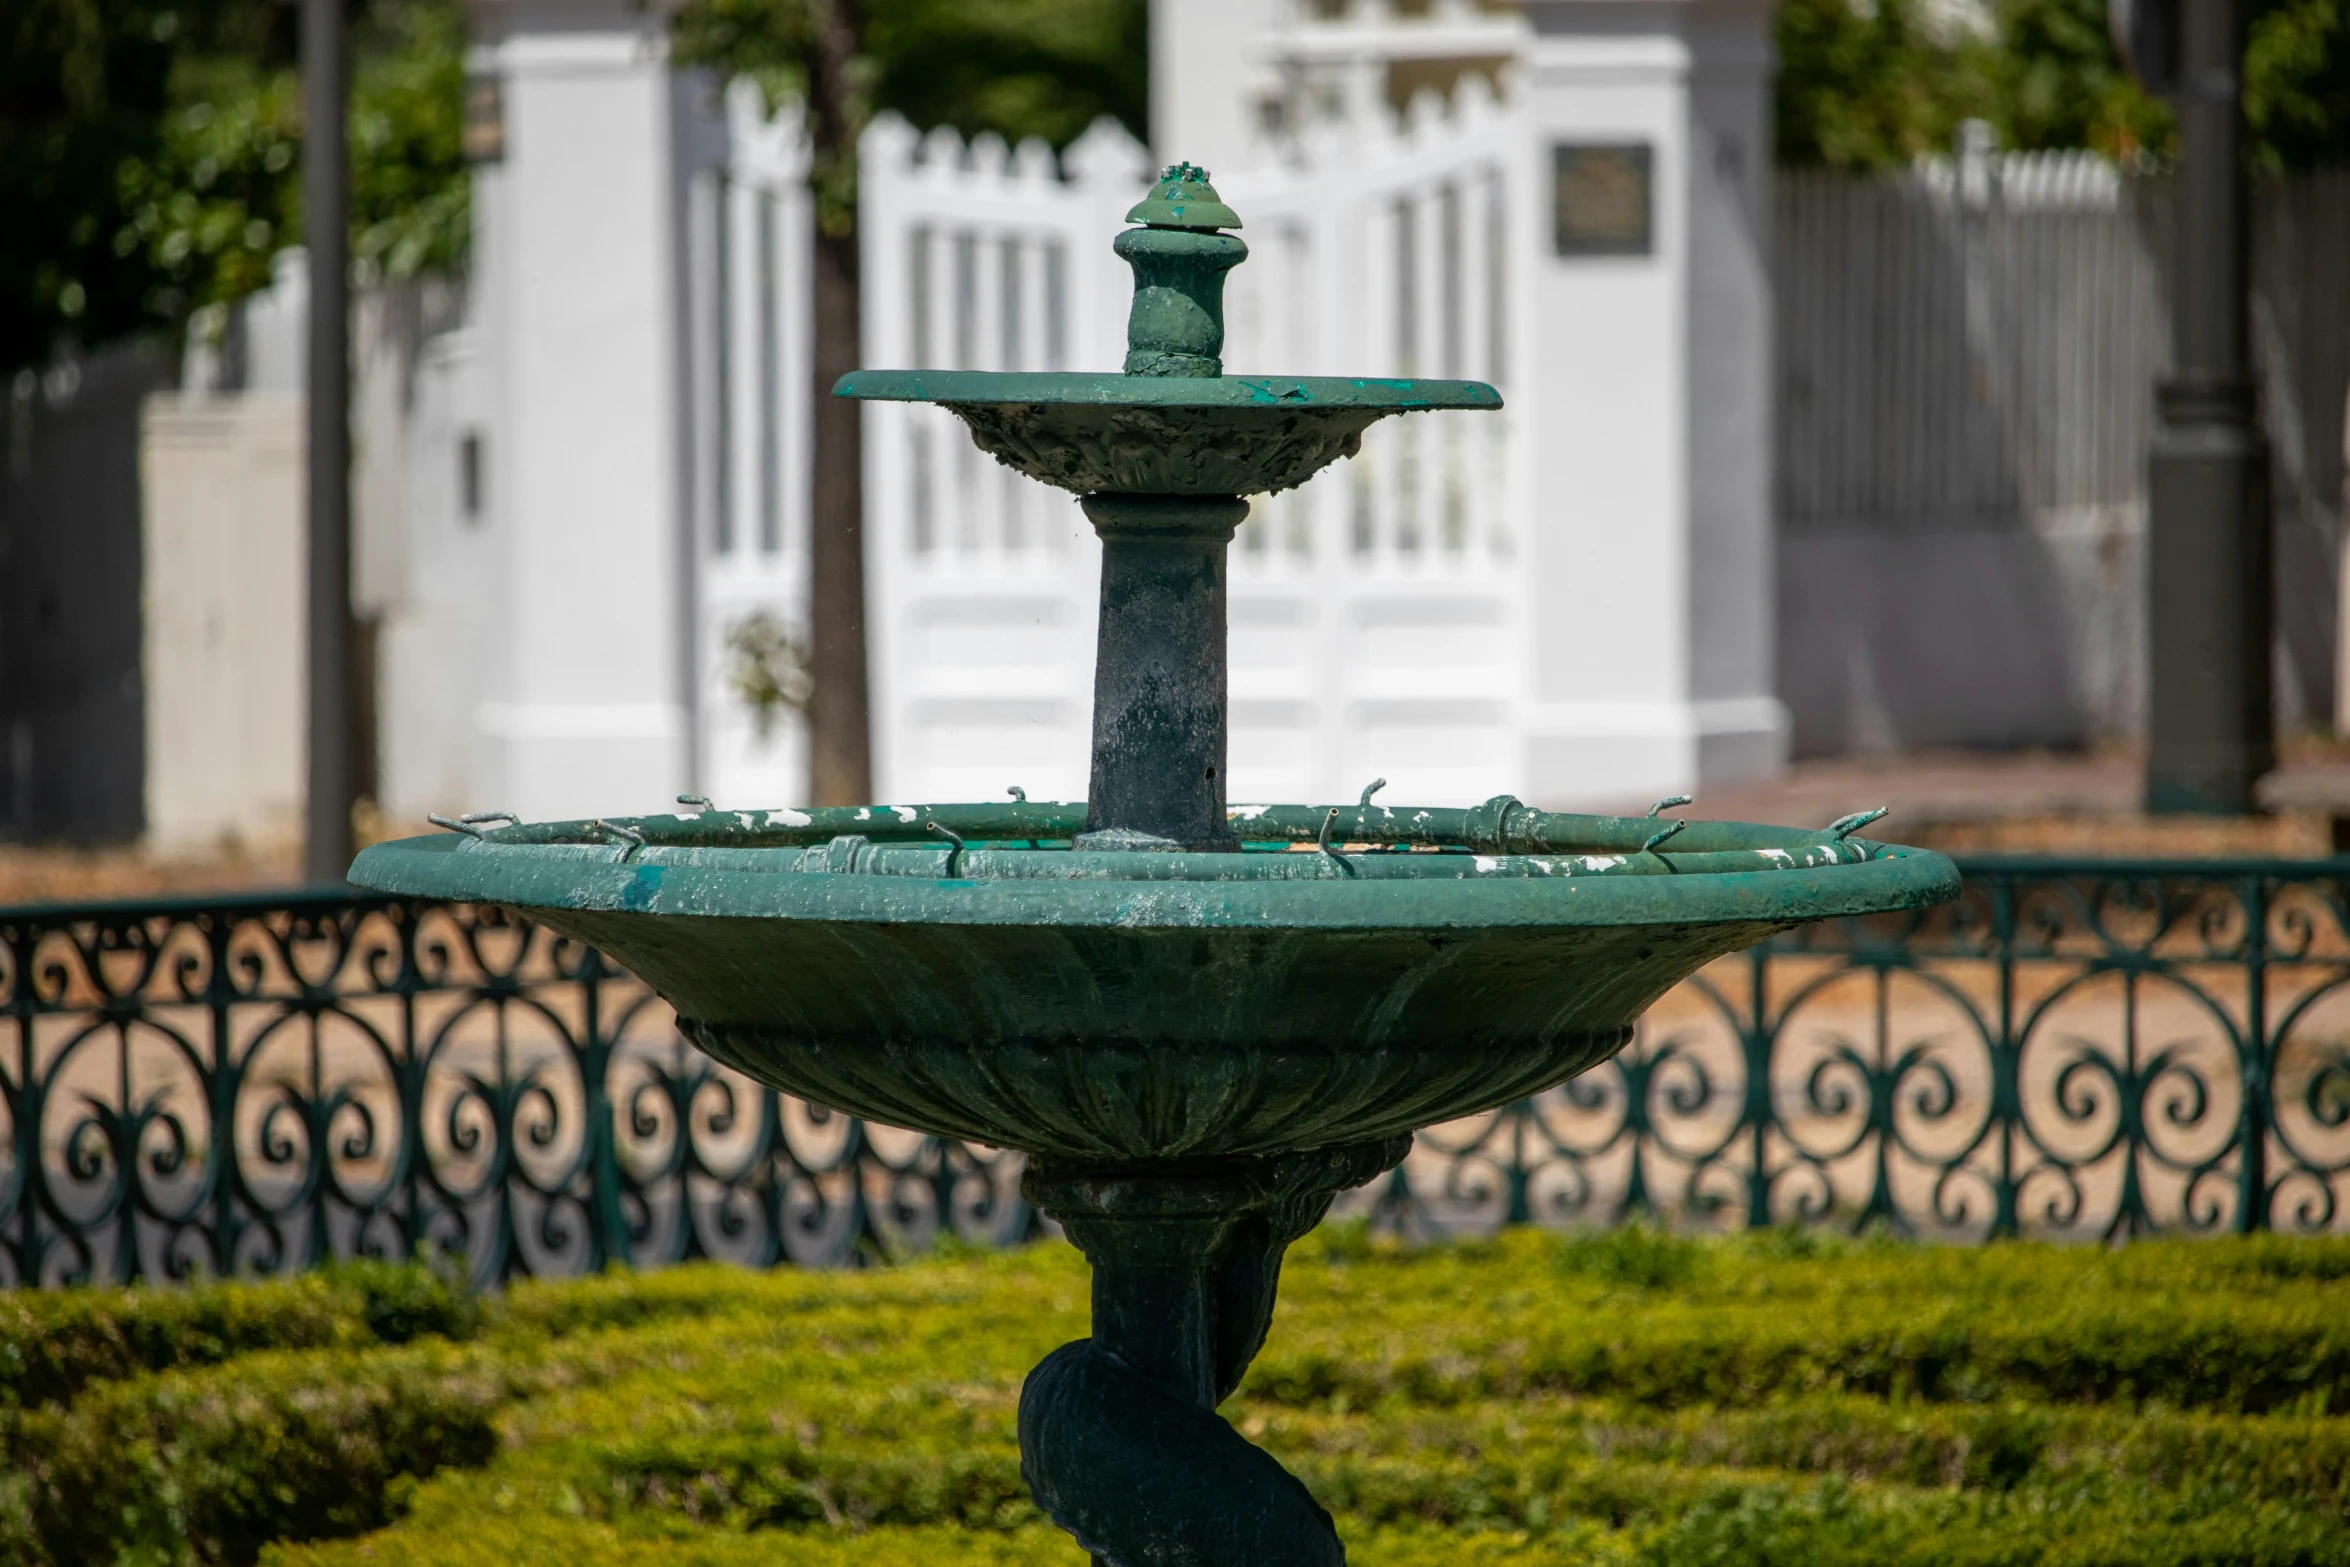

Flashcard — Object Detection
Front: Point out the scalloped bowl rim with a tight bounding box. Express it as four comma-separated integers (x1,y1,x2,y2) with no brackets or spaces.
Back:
350,833,1958,932
833,369,1504,410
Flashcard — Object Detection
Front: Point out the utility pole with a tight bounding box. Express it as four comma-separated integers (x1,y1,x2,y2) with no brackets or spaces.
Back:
2144,0,2271,813
303,0,356,879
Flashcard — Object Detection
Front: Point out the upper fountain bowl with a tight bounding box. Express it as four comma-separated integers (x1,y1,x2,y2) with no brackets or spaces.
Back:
837,162,1500,498
835,372,1501,497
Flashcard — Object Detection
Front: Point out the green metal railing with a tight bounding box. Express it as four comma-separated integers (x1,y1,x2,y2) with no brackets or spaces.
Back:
4,861,2346,1285
1401,858,2350,1242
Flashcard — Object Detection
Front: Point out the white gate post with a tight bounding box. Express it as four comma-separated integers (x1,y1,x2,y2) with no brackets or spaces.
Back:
1516,0,1786,807
463,0,706,820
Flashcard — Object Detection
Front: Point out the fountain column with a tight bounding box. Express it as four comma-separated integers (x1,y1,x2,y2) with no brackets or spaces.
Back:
1080,495,1245,851
1075,166,1250,853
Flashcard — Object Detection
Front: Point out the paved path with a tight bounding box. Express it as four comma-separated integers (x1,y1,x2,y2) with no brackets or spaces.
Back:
1641,749,2337,858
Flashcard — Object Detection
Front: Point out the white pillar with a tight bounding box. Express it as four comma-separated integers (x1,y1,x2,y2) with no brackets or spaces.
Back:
466,0,699,822
1516,0,1786,808
1150,0,1271,167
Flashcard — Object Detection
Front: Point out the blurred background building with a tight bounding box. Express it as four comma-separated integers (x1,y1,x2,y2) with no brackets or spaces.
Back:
0,0,2344,861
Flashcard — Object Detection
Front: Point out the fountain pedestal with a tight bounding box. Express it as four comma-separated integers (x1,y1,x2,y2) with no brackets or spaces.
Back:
1020,1140,1406,1567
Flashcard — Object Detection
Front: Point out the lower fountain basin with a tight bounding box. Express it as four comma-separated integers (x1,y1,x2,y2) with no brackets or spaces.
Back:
350,821,1954,1161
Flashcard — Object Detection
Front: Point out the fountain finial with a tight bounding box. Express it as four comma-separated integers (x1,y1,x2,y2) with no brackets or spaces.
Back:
1124,163,1243,231
1117,162,1247,377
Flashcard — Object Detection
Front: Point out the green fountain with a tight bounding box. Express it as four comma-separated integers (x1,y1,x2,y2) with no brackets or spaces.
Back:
353,164,1957,1567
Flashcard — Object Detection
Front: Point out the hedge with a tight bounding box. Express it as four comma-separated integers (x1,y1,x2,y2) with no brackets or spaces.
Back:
0,1340,514,1567
2,1228,2347,1567
0,1258,482,1410
1250,1228,2350,1413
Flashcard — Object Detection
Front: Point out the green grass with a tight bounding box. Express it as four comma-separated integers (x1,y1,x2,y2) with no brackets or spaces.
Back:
2,1228,2348,1565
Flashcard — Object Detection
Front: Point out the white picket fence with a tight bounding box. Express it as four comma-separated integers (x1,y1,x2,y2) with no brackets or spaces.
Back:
1774,151,2350,745
693,85,1531,809
693,85,818,809
176,93,2350,829
1214,85,1524,808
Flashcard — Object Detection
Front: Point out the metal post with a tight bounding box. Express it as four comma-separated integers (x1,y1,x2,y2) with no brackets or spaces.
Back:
303,0,356,882
1078,496,1245,852
2144,0,2271,814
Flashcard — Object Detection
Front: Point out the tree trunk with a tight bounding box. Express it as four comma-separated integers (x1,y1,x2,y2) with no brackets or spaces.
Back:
806,0,871,805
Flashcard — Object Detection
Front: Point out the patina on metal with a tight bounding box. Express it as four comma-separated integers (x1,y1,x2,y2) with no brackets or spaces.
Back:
350,163,1960,1567
1078,495,1245,850
1115,161,1246,378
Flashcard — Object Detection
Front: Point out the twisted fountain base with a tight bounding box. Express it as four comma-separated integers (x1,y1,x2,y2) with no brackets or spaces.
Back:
1017,1139,1407,1567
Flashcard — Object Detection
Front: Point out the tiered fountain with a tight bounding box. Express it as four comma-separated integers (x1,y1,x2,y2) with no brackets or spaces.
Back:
353,164,1956,1567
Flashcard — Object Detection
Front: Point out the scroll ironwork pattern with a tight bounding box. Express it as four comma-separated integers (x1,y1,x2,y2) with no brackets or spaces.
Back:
1372,861,2350,1239
6,863,2348,1285
0,893,1028,1286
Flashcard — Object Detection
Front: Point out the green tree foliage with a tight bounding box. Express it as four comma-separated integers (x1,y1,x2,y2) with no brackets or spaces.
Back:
346,0,469,279
1775,0,2346,169
0,0,466,375
2,0,279,368
864,0,1147,151
1977,0,2173,156
670,0,1146,154
2245,0,2350,168
1774,0,1969,169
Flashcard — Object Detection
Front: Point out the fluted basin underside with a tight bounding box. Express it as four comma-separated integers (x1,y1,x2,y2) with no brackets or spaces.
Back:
350,818,1955,1161
689,1023,1625,1162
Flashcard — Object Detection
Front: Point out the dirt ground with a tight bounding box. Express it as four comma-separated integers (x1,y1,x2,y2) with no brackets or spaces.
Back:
1638,741,2348,859
0,840,303,907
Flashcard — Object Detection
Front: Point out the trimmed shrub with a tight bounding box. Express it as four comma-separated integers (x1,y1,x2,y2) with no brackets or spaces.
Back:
264,1518,1090,1567
0,1259,482,1410
12,1230,2350,1567
4,1340,509,1567
1252,1229,2350,1413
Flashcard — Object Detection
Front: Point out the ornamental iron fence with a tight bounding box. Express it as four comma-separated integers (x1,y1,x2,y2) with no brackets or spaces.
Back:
4,861,2349,1286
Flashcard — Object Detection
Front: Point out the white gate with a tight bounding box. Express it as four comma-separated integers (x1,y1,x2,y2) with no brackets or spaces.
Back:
696,90,1534,808
853,116,1147,805
1212,84,1525,806
693,83,817,810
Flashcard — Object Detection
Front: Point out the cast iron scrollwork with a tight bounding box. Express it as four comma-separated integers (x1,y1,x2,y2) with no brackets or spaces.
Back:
1356,863,2350,1240
7,865,2350,1285
0,893,1032,1286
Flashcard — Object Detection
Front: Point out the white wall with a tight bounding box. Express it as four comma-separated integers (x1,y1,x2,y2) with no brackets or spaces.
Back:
464,0,703,823
136,0,1784,837
374,326,494,823
140,398,306,855
1151,0,1268,167
1514,0,1786,805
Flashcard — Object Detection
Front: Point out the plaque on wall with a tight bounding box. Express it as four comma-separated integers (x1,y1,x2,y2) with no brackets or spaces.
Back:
464,75,505,164
1552,143,1653,257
